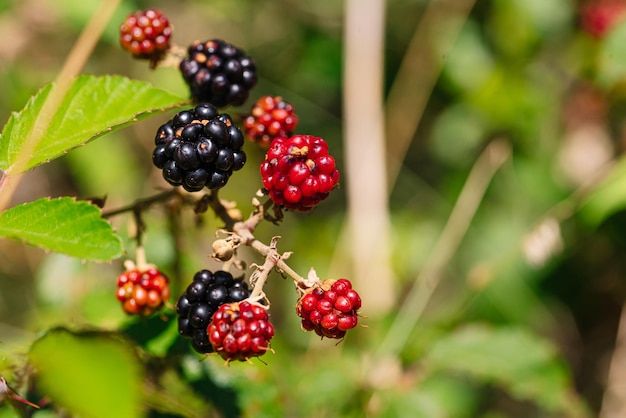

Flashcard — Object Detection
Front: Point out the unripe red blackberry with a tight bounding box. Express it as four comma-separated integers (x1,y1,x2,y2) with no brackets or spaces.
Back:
296,278,361,339
208,301,274,362
179,39,257,107
580,0,626,39
120,9,172,65
116,267,170,316
244,96,298,147
260,135,340,211
176,269,251,354
153,104,246,192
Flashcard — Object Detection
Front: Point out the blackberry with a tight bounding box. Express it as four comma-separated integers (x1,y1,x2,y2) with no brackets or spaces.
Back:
176,269,250,354
296,278,361,339
208,301,274,362
116,267,170,316
179,39,257,107
244,96,299,147
580,1,626,39
260,135,340,211
119,9,172,65
153,104,246,192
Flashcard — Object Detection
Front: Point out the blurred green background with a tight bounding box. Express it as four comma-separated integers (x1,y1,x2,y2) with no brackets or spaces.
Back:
3,0,626,417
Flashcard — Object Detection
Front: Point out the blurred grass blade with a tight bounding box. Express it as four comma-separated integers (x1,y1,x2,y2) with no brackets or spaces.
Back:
579,157,626,227
0,197,123,261
424,324,589,416
30,329,141,418
0,74,187,174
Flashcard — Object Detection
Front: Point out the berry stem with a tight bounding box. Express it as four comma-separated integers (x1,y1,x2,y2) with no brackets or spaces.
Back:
134,246,149,271
103,187,310,291
102,189,178,218
247,237,281,302
206,191,310,288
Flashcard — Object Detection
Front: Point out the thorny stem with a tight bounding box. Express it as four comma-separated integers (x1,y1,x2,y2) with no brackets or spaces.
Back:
247,237,281,303
103,188,310,289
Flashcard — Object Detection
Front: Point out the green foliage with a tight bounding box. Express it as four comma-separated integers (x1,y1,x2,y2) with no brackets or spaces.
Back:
580,156,626,226
29,329,142,418
0,75,186,174
423,324,587,416
0,197,122,261
1,0,626,417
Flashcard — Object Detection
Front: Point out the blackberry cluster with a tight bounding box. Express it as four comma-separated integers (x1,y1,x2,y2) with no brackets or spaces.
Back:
260,135,340,211
179,39,257,107
244,95,298,147
208,301,275,362
119,9,172,64
296,279,361,339
152,104,246,192
176,269,250,354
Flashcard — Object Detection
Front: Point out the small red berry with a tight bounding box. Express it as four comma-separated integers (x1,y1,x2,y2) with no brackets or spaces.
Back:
207,301,274,362
295,278,361,339
260,135,340,211
120,9,172,65
244,96,299,146
580,0,626,39
116,267,170,316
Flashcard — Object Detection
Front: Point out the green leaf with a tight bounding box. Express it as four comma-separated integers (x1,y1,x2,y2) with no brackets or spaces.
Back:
579,156,626,226
423,324,589,416
29,329,142,418
0,74,187,173
0,197,122,261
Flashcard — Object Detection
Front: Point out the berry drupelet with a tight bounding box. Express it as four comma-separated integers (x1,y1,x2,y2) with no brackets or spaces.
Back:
120,9,172,65
260,135,340,211
244,95,298,147
179,39,257,107
176,269,251,354
152,104,247,192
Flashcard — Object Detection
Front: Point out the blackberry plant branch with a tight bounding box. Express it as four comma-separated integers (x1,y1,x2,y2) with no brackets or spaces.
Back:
103,187,310,289
247,236,281,303
206,192,310,288
102,189,179,218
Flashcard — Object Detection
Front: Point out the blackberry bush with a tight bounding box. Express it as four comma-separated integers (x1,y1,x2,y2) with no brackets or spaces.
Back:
179,39,257,107
244,95,298,147
260,135,340,210
152,103,246,192
176,269,250,354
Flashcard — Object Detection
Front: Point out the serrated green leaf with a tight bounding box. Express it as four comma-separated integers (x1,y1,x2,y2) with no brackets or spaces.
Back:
0,74,187,173
423,325,589,416
29,329,141,418
0,197,122,261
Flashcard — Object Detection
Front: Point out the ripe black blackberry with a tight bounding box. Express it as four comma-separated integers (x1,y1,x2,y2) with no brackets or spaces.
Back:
152,104,247,192
176,269,251,354
179,39,257,108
